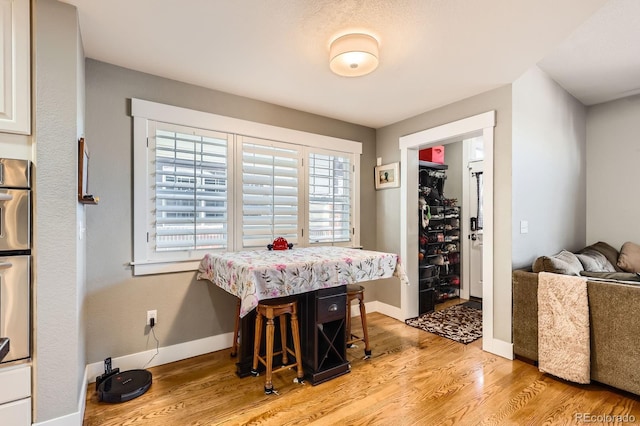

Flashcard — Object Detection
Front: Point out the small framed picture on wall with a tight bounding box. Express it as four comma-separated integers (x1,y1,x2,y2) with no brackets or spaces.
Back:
374,162,400,190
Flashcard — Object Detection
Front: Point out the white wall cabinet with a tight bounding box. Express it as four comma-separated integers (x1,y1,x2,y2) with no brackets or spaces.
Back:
0,0,30,134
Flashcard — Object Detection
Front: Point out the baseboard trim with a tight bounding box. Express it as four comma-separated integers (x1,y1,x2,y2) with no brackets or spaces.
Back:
350,300,403,322
86,303,399,385
32,368,88,426
32,411,80,426
86,304,402,387
85,306,504,380
86,332,233,384
36,334,232,426
371,301,403,321
483,338,514,360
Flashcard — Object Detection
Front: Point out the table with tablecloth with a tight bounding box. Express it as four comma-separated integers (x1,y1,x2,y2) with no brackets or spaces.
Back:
197,246,407,316
196,246,407,380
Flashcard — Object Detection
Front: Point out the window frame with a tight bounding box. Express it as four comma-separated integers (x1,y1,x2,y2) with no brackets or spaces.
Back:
131,98,362,276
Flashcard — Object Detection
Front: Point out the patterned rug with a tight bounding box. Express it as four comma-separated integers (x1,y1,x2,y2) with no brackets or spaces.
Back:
405,304,483,344
461,300,482,311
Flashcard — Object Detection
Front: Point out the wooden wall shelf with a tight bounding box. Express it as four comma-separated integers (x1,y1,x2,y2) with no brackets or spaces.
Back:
79,195,99,205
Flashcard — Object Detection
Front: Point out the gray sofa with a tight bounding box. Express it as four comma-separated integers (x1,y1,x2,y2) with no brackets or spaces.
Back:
513,241,640,396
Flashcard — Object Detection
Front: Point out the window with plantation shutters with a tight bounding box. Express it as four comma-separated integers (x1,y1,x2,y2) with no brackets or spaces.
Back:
150,122,232,256
308,151,353,245
132,98,361,276
239,137,301,249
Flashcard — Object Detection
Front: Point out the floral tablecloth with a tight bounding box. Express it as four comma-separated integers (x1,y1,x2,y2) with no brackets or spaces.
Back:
197,246,408,317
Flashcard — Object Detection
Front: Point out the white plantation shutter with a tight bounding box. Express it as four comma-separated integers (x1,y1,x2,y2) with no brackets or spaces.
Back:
308,151,352,244
132,99,361,275
240,137,301,249
151,122,231,255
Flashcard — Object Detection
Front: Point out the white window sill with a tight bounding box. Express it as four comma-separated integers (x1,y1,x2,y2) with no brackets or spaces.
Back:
131,259,202,276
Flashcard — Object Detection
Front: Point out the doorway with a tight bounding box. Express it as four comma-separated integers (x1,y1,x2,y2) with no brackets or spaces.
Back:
399,111,501,356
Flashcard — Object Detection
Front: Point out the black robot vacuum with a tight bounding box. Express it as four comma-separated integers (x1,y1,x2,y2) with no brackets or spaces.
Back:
97,369,152,403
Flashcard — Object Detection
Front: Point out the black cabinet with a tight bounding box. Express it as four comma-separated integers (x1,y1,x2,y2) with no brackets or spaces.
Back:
299,286,350,385
419,286,436,314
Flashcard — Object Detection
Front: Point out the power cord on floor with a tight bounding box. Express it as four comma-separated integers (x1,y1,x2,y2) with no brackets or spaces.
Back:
143,318,160,369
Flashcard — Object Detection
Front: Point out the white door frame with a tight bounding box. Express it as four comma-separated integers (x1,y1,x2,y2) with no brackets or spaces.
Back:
399,111,499,355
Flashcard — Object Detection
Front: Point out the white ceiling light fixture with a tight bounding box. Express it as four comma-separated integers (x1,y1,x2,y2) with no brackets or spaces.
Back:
329,33,379,77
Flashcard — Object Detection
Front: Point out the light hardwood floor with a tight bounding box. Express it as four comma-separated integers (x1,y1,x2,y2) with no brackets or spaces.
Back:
83,305,640,425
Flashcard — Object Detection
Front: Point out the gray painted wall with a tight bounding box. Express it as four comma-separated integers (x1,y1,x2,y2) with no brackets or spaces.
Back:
34,0,85,422
586,95,640,250
84,59,376,363
512,66,587,269
375,85,513,342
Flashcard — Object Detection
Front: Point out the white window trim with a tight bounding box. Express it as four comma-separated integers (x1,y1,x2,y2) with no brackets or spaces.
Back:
131,98,362,276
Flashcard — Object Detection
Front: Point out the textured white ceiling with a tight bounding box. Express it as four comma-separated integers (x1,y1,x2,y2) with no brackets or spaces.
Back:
61,0,629,128
538,0,640,105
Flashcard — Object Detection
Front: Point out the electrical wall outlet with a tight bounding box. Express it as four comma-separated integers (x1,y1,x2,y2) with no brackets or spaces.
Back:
146,310,157,326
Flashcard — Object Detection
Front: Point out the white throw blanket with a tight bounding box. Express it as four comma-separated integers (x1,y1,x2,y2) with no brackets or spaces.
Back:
538,272,590,384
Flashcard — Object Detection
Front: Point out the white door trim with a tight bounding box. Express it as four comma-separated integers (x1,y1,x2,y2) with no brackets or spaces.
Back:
399,111,499,356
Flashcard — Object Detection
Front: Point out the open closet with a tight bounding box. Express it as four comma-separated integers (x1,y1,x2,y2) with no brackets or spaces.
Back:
417,146,461,314
415,138,485,315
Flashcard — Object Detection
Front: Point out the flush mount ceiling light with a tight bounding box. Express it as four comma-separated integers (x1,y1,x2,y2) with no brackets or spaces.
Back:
329,33,379,77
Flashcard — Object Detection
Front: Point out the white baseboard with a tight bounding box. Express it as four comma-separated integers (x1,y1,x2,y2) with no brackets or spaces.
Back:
86,332,233,383
85,304,505,382
350,300,403,322
84,303,399,389
32,411,81,426
32,367,88,426
370,301,403,321
483,338,514,360
84,302,398,386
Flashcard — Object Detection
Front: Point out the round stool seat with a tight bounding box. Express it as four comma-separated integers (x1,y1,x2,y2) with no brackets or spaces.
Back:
347,284,365,295
258,298,297,312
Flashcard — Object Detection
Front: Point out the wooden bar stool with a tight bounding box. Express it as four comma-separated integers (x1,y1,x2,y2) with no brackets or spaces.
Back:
251,298,304,394
346,284,371,359
231,238,292,358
